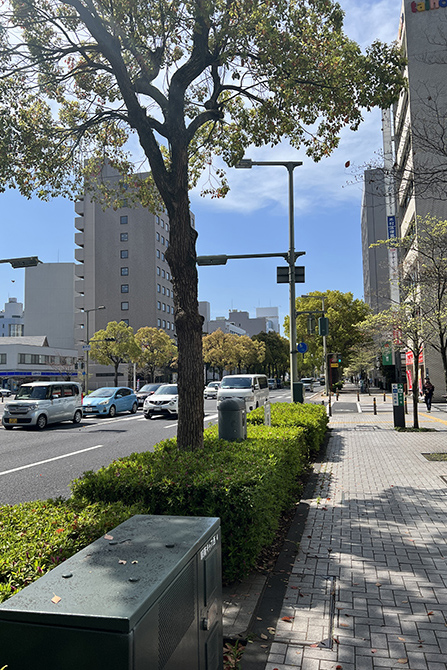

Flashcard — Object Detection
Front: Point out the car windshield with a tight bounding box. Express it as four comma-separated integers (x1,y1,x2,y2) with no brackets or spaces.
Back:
220,377,251,389
207,382,219,388
16,386,49,400
154,384,178,395
139,384,159,392
89,388,116,398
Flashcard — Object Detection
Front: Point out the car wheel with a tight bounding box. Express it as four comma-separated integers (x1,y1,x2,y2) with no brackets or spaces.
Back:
36,414,47,430
147,412,154,420
109,405,116,418
130,402,137,414
73,409,82,424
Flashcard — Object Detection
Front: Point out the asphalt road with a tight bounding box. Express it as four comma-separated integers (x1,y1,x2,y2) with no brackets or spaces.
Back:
0,388,314,506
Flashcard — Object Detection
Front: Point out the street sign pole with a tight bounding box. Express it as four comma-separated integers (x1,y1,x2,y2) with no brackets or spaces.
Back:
392,383,405,428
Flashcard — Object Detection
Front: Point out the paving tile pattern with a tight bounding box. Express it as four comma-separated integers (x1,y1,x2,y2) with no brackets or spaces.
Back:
265,394,447,669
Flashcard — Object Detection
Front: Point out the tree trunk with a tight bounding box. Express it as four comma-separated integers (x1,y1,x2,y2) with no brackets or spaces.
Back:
114,362,119,387
165,178,204,451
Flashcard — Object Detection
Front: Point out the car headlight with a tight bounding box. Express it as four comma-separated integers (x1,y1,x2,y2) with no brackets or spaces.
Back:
168,399,176,406
99,400,109,405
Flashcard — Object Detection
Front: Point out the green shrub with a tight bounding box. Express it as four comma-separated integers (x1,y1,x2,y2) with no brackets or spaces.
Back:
0,499,143,603
70,424,311,583
1,403,328,598
248,402,328,451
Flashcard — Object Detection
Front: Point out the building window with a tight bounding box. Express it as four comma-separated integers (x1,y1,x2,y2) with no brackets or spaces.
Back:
121,302,129,310
157,266,161,276
162,253,165,261
120,249,128,259
121,267,129,276
120,215,128,224
167,288,170,297
0,353,6,364
167,305,170,314
120,232,128,242
157,284,161,293
162,286,166,295
163,320,166,328
167,322,170,330
162,270,166,278
157,301,161,310
162,303,166,312
121,319,129,326
156,232,160,241
166,271,170,280
161,220,165,229
156,249,160,258
121,284,129,293
161,236,165,245
156,215,160,224
9,323,24,337
166,223,169,232
157,318,161,327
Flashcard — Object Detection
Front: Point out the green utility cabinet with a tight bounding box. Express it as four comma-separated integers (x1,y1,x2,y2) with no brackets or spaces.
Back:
0,515,222,670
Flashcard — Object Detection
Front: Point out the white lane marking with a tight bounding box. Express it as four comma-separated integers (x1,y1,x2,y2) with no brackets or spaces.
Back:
164,412,220,429
0,444,104,477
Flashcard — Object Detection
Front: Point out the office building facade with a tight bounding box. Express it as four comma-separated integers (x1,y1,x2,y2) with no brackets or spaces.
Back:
74,165,186,388
387,1,447,397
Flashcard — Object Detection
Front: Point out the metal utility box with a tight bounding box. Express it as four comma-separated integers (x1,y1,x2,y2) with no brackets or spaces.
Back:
218,397,247,441
0,515,222,670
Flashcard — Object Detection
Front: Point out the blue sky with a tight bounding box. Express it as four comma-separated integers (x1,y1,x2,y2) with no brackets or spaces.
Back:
0,0,401,333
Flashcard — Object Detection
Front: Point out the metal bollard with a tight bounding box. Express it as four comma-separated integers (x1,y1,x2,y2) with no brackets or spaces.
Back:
336,391,339,401
383,392,386,401
404,397,408,414
373,397,377,415
357,391,360,401
328,394,332,417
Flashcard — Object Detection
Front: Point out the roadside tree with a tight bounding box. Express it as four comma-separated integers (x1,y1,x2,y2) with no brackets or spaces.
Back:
89,321,140,387
0,0,405,449
203,330,234,379
252,331,289,379
232,336,265,374
134,327,177,383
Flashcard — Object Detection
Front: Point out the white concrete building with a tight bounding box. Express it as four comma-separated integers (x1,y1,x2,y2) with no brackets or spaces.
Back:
0,298,24,338
0,336,79,392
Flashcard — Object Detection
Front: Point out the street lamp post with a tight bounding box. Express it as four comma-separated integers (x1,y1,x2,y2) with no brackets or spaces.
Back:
83,305,105,393
236,159,303,401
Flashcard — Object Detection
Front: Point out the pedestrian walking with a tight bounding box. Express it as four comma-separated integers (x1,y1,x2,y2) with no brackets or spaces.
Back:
423,376,434,411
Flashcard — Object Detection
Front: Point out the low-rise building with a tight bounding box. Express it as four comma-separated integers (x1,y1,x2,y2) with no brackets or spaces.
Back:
0,336,79,392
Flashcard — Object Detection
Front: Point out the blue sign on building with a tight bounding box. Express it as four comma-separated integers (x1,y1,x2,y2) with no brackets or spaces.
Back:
387,215,397,239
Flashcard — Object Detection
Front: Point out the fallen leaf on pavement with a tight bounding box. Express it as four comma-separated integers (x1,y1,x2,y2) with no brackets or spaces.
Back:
397,660,408,664
281,616,294,622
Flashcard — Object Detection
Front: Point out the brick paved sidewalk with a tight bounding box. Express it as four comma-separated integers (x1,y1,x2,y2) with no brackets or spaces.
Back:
263,393,447,670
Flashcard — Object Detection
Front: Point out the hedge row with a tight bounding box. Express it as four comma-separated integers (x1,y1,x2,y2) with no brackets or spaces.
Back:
248,401,328,451
0,403,328,601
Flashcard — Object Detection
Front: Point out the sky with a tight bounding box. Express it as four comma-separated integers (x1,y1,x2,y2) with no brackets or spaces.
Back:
0,0,402,334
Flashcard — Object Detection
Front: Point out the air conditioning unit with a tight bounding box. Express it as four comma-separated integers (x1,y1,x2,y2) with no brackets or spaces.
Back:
0,515,222,670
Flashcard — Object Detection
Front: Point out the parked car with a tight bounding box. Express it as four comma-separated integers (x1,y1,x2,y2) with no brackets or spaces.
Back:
300,378,314,392
143,384,178,419
0,388,12,397
204,381,220,399
82,387,138,417
267,378,277,390
135,383,163,407
2,382,83,430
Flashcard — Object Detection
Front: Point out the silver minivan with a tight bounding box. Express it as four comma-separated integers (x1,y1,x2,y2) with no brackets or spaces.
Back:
217,374,269,412
2,382,83,430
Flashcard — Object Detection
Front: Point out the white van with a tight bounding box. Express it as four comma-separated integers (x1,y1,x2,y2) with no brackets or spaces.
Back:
2,382,83,430
217,374,269,412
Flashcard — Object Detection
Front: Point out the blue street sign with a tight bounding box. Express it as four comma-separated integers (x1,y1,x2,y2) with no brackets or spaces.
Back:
297,342,308,353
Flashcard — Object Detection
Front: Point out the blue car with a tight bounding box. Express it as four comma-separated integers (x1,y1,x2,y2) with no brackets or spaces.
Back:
82,387,138,417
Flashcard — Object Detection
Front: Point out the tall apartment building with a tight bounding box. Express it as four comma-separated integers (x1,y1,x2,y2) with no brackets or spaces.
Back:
361,169,393,314
387,1,447,397
74,164,189,387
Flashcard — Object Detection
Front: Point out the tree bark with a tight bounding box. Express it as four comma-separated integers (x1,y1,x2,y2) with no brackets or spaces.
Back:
165,167,204,450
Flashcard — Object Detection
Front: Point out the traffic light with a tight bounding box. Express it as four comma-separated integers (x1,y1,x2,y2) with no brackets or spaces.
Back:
337,353,342,364
318,317,329,336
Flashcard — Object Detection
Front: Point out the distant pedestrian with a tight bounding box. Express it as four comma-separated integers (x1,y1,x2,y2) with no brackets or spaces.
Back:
423,377,434,412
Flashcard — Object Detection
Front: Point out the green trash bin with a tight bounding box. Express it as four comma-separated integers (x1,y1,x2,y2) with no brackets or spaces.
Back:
292,382,304,403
